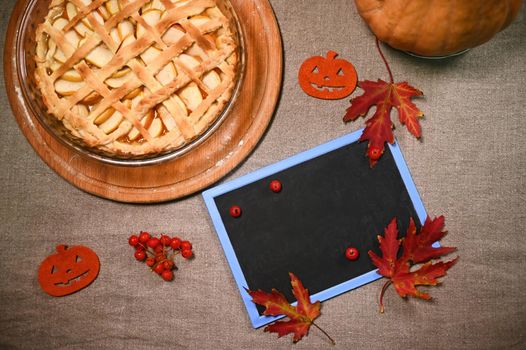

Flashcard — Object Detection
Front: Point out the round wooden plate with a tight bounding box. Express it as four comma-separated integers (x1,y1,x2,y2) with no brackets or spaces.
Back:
4,0,283,203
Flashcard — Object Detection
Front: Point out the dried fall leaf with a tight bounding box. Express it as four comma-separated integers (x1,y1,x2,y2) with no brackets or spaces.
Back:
343,39,424,166
368,216,457,312
343,79,424,166
247,272,335,345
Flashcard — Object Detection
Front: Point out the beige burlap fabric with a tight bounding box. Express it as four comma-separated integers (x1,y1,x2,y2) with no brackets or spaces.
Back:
1,1,524,349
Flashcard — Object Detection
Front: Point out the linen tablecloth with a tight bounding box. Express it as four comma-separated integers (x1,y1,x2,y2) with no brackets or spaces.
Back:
1,1,525,349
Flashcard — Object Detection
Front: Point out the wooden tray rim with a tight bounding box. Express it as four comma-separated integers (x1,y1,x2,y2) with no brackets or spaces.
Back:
4,0,283,203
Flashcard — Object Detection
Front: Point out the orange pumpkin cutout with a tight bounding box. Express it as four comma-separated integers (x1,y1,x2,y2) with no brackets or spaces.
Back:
298,51,358,100
38,245,100,297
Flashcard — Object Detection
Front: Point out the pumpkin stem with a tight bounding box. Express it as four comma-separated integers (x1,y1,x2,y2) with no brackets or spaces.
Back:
326,50,338,60
375,37,394,83
56,245,68,252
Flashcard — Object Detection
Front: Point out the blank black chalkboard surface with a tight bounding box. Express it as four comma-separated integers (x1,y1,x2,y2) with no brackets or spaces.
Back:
203,129,426,328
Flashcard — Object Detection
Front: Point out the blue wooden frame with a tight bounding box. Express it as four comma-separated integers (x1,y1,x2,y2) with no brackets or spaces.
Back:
202,129,427,328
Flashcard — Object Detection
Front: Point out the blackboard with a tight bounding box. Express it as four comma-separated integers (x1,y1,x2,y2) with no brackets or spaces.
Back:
203,129,426,328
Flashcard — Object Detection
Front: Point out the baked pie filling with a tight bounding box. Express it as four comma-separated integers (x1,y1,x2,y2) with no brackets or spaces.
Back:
35,0,239,155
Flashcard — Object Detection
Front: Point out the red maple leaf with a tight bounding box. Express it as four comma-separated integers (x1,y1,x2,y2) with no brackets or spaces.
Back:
247,272,335,345
368,216,457,312
343,39,424,166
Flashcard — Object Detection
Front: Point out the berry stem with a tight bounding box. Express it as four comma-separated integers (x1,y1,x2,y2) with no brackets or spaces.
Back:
137,243,156,257
168,249,181,260
151,259,167,271
151,259,177,271
375,37,394,84
311,321,336,346
379,280,392,313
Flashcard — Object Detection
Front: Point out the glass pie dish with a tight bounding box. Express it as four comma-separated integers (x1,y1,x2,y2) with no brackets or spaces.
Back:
14,0,245,166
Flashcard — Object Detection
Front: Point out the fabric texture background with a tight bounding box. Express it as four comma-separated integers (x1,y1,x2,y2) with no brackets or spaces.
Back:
1,1,525,349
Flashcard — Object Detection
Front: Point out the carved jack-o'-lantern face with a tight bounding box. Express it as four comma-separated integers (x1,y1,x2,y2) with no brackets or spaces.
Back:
298,51,358,100
38,245,100,297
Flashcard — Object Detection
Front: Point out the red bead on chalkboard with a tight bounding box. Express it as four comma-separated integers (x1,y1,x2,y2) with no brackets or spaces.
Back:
269,180,282,193
345,247,359,261
368,146,382,161
230,205,242,218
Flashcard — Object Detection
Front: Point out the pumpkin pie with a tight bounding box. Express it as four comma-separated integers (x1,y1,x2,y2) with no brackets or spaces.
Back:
35,0,239,156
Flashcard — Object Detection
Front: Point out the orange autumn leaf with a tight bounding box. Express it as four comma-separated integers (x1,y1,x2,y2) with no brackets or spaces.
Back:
343,79,424,166
247,273,334,345
368,216,457,312
343,38,424,166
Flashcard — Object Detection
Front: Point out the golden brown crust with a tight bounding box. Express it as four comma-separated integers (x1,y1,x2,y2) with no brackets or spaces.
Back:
35,0,238,156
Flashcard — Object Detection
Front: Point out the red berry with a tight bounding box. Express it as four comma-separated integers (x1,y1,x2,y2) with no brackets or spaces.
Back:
367,146,382,161
128,235,139,247
147,237,160,249
170,237,182,250
181,249,193,259
154,245,164,254
161,270,174,281
134,250,146,261
146,257,155,267
153,263,165,275
160,235,172,246
345,247,359,261
180,241,192,251
139,231,151,244
155,254,167,262
229,205,242,218
163,260,174,270
269,180,282,193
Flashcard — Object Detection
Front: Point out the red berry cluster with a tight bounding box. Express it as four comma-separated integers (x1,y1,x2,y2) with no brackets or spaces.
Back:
128,231,193,281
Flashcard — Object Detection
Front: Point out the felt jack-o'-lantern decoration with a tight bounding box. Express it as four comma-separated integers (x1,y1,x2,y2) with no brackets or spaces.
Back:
298,51,358,100
38,245,100,297
354,0,523,57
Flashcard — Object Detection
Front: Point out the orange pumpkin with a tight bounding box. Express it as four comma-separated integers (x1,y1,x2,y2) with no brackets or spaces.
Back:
298,51,358,100
38,245,100,297
355,0,523,56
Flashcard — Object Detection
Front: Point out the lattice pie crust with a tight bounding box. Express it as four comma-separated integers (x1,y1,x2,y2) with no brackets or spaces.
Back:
35,0,238,155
